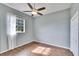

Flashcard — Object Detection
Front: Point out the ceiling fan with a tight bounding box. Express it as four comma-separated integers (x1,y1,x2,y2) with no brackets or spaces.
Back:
23,3,46,16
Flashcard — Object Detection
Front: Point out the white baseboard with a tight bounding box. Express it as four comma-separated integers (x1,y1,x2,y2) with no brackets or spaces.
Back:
70,48,75,55
34,40,74,55
0,40,33,54
0,49,10,54
15,40,34,48
34,40,69,49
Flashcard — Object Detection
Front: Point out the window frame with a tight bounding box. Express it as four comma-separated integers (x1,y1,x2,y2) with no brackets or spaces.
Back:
16,17,25,33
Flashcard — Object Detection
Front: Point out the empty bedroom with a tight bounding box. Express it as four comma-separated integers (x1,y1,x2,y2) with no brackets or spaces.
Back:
0,3,79,56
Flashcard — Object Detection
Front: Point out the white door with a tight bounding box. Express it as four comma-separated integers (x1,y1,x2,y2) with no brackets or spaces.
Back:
70,11,78,56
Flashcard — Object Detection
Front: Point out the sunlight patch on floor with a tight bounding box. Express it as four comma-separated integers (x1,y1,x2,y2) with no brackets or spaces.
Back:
32,46,52,56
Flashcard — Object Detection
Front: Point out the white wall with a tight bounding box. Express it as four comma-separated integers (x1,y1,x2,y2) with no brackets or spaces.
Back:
16,17,35,47
0,4,34,52
34,9,70,48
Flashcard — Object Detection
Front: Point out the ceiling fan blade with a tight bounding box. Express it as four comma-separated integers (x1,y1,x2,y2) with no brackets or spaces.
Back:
37,12,43,15
27,3,33,9
23,11,32,12
37,7,46,11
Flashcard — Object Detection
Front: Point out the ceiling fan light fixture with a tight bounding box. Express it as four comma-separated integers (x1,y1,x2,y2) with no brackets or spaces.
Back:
32,11,37,15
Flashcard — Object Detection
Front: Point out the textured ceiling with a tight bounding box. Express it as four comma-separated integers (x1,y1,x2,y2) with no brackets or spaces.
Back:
4,3,71,17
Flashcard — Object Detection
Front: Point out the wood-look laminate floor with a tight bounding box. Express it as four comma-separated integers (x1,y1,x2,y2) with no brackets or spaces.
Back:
0,41,74,56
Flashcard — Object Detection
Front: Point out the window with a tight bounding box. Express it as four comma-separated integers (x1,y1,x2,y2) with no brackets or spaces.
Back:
16,18,25,33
